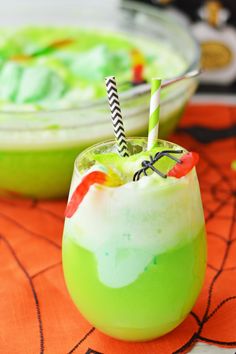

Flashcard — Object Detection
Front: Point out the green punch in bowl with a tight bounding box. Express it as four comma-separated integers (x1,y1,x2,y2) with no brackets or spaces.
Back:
0,3,200,199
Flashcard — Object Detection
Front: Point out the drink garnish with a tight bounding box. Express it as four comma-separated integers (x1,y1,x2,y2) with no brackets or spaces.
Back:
11,38,74,62
133,149,183,181
66,152,199,217
167,152,199,178
65,171,107,218
131,49,146,85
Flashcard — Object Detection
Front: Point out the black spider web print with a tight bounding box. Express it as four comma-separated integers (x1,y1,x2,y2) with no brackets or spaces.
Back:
172,152,236,353
0,199,63,354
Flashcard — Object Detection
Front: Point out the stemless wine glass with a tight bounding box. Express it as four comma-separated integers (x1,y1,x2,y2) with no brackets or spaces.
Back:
62,138,206,341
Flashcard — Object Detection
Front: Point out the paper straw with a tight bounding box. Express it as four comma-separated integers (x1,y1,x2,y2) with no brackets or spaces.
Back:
105,76,129,157
147,78,162,150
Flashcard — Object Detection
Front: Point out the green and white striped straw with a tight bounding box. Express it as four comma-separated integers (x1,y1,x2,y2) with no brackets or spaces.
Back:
147,78,162,150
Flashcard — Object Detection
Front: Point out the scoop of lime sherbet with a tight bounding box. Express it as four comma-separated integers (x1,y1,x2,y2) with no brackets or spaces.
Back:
0,62,23,101
70,45,130,81
17,66,66,104
0,61,66,105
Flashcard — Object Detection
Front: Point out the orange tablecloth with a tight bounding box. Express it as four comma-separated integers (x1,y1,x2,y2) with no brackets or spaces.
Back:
0,104,236,354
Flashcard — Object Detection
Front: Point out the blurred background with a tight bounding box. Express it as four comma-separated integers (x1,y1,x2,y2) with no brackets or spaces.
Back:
132,0,236,95
1,0,235,94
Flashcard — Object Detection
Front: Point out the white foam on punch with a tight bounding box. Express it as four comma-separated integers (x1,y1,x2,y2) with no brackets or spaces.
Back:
64,169,204,288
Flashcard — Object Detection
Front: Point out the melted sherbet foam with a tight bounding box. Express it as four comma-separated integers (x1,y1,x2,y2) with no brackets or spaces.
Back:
0,27,187,111
64,147,204,288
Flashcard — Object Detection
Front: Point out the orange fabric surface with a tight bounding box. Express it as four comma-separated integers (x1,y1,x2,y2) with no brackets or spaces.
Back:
0,104,236,354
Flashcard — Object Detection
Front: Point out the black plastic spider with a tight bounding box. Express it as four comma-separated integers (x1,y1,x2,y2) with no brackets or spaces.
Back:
133,149,183,181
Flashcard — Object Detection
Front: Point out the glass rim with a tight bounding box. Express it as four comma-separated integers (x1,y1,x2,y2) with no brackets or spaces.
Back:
74,137,187,178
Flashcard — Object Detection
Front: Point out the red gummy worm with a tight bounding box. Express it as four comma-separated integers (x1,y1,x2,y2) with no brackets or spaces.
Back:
167,152,199,178
65,171,107,218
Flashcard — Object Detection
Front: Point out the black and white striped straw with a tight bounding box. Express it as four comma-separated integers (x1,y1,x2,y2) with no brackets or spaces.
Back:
105,76,129,157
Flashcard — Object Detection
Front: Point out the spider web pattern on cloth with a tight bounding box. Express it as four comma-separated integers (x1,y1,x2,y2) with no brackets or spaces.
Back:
0,104,235,354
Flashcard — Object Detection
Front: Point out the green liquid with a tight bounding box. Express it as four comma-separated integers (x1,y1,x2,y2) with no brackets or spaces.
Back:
63,229,206,341
0,107,185,199
0,146,81,199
